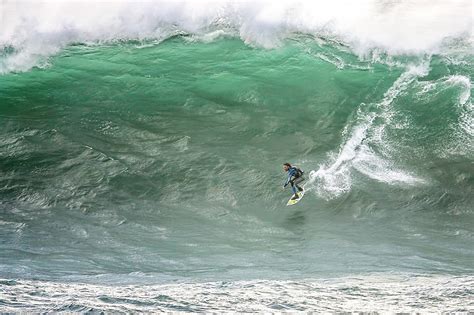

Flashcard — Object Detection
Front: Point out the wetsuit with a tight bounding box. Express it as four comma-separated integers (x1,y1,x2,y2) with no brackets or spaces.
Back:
283,167,304,196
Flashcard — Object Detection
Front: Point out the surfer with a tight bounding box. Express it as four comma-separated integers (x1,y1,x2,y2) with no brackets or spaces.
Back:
283,163,304,200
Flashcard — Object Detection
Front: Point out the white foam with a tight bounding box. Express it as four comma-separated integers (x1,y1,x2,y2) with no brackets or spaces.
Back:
306,63,429,198
445,75,471,106
353,145,425,185
2,275,473,312
447,75,473,152
0,0,472,73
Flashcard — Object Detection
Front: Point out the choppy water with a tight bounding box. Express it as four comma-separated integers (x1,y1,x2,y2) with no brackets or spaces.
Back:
2,275,473,312
1,0,473,312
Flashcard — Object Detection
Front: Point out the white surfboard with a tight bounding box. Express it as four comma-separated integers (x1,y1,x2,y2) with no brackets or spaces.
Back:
286,189,305,206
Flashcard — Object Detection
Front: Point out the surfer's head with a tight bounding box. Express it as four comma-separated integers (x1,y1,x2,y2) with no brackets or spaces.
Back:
283,163,291,171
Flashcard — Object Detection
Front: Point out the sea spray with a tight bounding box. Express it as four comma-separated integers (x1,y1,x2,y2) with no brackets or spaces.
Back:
1,0,472,73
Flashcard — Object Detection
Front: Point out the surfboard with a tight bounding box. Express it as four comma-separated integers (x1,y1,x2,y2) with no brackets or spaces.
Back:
286,189,305,206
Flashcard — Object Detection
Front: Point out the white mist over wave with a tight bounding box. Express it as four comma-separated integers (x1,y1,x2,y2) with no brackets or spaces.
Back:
0,0,472,73
307,63,429,198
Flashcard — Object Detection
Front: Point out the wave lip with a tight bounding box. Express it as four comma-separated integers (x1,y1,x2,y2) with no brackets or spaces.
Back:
1,0,473,73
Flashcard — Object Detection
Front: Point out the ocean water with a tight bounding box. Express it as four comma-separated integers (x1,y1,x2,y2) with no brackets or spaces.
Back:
0,0,473,312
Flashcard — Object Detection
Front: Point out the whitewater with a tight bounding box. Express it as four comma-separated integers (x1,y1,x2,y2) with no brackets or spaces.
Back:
0,0,473,312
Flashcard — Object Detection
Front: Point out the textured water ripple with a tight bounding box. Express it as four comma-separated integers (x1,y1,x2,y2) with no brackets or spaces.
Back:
1,275,472,312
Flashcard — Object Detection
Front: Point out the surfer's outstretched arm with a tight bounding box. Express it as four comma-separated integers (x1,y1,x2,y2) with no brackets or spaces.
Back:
283,169,295,188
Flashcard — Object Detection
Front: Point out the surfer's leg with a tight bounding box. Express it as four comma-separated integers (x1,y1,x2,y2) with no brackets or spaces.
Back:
290,180,298,195
291,184,297,195
293,177,304,192
290,182,300,200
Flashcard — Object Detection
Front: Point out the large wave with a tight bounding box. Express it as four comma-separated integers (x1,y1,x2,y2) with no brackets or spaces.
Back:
1,4,473,310
1,0,472,73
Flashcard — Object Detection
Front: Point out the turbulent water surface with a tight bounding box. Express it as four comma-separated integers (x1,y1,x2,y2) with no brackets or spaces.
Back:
0,0,473,312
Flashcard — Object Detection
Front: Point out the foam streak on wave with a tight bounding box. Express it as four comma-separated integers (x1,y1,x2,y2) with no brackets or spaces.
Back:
446,75,473,141
307,63,429,198
0,0,472,73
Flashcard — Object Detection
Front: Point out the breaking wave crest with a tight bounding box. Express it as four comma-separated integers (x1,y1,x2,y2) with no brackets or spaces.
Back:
1,0,472,73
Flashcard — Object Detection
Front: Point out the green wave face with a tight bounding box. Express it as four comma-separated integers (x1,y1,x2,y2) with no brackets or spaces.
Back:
0,37,473,281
